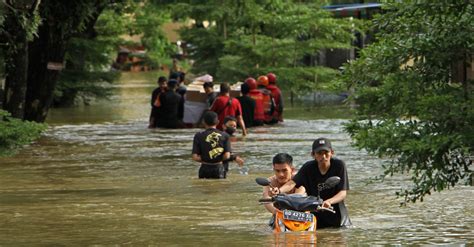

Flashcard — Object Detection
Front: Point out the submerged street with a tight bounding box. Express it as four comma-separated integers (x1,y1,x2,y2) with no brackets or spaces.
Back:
0,73,472,245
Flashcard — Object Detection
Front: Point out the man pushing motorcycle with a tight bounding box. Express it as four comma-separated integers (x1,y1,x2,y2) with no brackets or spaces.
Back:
269,138,352,228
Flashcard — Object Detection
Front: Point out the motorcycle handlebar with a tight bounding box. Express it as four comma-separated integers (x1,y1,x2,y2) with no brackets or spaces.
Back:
258,198,273,203
317,206,335,214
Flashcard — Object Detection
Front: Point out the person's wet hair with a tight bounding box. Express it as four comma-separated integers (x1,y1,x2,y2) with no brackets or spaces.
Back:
158,76,167,84
223,115,237,125
169,72,180,80
220,83,230,94
203,111,219,126
178,72,186,82
272,153,293,165
203,82,214,89
240,83,250,95
167,79,178,88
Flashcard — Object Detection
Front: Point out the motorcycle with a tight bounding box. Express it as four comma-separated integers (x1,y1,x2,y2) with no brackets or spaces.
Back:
256,176,340,233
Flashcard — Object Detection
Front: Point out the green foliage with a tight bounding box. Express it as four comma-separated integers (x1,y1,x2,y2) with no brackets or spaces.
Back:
0,1,41,43
55,5,124,106
134,4,174,63
0,109,46,156
174,0,355,92
57,1,173,106
54,71,120,106
343,1,474,203
180,25,224,75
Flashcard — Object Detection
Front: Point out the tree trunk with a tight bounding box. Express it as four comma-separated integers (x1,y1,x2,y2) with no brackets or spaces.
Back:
2,19,29,119
24,21,66,123
24,1,106,122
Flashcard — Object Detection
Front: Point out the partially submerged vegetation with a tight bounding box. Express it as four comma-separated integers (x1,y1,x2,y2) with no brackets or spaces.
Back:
0,110,46,157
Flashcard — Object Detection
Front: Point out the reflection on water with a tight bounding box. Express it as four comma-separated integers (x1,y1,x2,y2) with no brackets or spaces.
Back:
0,72,472,245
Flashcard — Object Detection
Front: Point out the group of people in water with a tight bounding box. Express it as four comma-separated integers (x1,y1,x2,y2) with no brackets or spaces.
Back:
148,72,283,132
149,72,350,229
148,72,186,129
264,140,352,229
190,110,351,228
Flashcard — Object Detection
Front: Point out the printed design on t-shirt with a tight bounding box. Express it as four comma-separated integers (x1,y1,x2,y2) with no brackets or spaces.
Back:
317,182,332,191
205,132,224,159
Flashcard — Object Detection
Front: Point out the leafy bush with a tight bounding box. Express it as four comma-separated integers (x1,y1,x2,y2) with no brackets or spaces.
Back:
342,2,473,203
0,110,47,156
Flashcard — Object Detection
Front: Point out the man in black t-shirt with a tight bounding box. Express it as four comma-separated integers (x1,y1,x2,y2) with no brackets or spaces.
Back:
236,83,255,128
149,76,167,128
156,79,184,128
192,111,231,179
270,137,352,228
203,82,218,108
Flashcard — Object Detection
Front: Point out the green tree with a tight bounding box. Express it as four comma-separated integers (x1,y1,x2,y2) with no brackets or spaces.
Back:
174,0,355,94
134,3,174,66
24,1,115,122
2,1,174,120
49,1,173,107
0,0,41,119
0,1,44,156
343,1,473,203
53,2,135,106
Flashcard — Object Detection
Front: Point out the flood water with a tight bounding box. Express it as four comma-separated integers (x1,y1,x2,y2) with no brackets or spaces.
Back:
1,72,473,245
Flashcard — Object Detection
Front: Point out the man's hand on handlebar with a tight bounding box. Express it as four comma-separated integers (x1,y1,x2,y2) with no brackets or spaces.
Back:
268,187,280,196
319,200,336,213
322,200,332,209
316,205,335,213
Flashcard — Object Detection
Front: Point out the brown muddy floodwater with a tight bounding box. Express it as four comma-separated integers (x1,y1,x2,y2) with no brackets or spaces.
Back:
1,72,473,245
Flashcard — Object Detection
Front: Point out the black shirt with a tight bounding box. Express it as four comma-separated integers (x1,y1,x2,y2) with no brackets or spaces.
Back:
236,95,255,128
156,90,184,128
293,158,351,228
176,85,187,97
149,87,163,126
206,92,218,107
192,128,231,163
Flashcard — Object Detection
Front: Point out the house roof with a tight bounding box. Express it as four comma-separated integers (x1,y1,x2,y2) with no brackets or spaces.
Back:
323,3,382,18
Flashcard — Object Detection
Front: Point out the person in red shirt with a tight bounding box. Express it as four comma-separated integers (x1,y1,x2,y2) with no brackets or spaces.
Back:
246,77,265,126
266,72,284,123
256,75,276,124
210,83,248,136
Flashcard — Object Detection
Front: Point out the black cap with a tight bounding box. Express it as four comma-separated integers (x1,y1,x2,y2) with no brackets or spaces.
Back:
312,138,332,153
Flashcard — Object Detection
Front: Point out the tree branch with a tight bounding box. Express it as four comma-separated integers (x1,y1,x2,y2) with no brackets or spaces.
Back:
0,30,14,44
28,0,41,16
2,0,17,12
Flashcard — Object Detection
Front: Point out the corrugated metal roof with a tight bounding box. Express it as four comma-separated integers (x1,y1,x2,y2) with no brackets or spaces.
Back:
323,3,382,11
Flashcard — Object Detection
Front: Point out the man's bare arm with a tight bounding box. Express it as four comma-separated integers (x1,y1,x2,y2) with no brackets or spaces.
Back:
237,115,247,136
322,190,347,208
192,154,201,162
269,180,296,196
